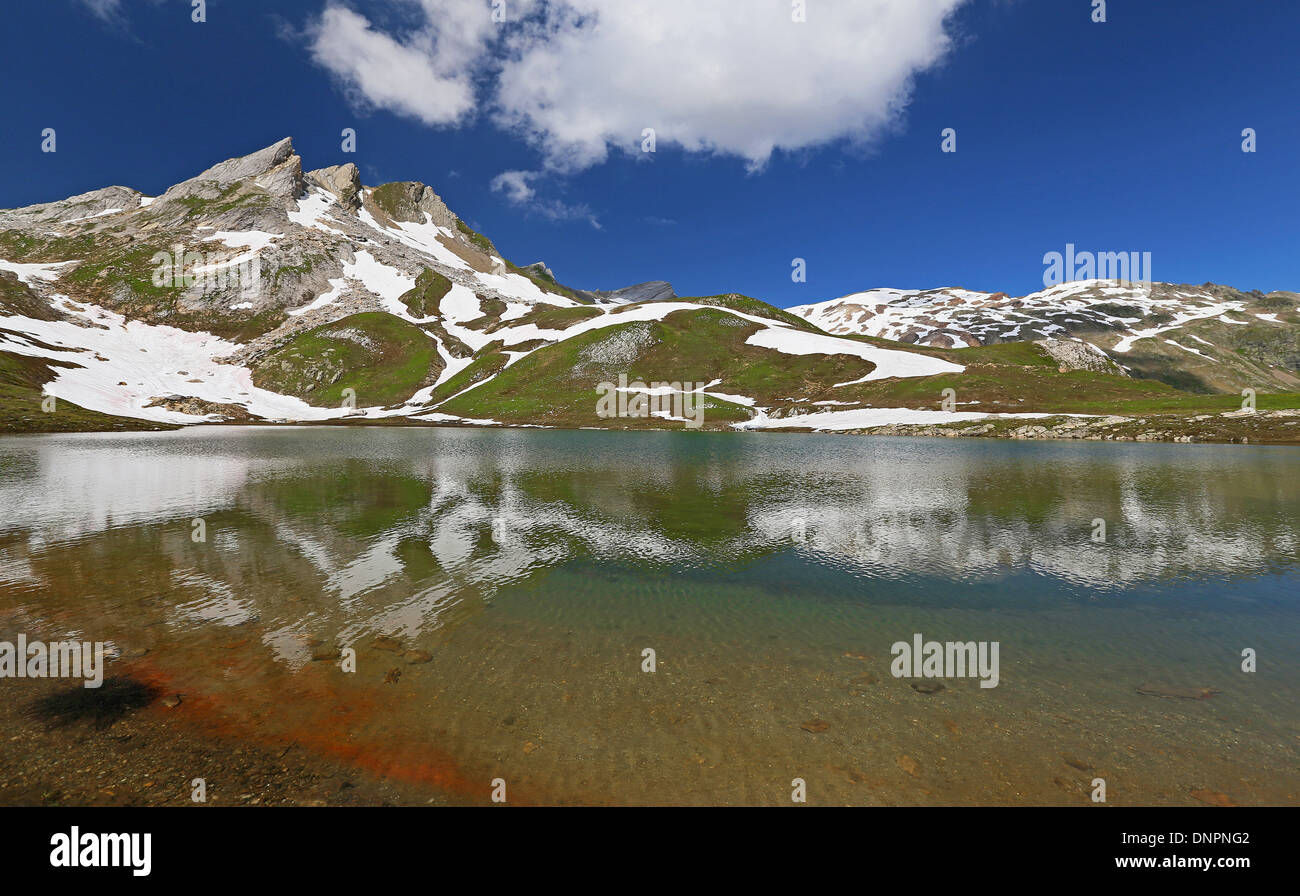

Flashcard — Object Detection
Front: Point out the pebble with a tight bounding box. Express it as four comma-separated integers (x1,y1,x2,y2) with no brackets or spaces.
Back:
1064,757,1093,772
404,650,433,664
897,755,921,778
371,635,403,652
911,681,946,694
800,719,830,733
160,695,182,709
1137,683,1220,700
1190,789,1238,807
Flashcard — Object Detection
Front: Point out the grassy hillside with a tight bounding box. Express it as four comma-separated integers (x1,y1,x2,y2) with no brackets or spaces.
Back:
251,312,441,408
398,268,453,318
437,307,885,427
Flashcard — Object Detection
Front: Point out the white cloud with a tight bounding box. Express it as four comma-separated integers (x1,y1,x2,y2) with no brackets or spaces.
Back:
490,168,601,228
79,0,123,20
304,0,968,168
496,0,967,170
306,2,497,127
490,170,537,204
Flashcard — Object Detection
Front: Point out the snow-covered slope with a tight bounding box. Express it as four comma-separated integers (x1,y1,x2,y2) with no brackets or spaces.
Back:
789,280,1300,393
0,138,969,429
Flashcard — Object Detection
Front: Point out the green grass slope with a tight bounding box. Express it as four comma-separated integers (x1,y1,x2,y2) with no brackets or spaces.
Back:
437,307,882,427
250,312,441,408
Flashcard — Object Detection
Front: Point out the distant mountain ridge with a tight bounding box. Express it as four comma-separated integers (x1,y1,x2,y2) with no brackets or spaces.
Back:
788,281,1300,393
1,137,1297,442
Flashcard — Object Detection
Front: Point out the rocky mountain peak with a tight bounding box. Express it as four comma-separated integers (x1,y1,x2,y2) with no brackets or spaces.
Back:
306,163,362,210
520,261,556,281
156,137,303,209
363,181,459,231
0,184,144,228
191,136,297,187
593,281,676,304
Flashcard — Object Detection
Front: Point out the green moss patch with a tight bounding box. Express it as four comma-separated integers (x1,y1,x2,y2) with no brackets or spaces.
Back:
485,304,602,333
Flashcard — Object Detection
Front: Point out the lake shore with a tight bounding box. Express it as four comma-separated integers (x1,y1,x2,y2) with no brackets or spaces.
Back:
7,408,1300,446
0,665,453,807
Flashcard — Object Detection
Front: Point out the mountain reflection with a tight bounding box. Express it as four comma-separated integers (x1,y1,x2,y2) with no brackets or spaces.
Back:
1,427,1297,666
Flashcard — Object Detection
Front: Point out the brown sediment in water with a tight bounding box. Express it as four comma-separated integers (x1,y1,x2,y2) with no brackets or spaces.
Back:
117,654,555,806
0,658,513,806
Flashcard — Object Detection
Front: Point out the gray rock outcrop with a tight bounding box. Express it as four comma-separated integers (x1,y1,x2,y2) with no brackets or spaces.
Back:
1034,338,1127,375
306,163,362,209
590,281,676,304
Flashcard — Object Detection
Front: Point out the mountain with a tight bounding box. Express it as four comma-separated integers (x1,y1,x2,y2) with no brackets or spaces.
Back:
1,138,1298,443
0,137,962,429
788,281,1300,394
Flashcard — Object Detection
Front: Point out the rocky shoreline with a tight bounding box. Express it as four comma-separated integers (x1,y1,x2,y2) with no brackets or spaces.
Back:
843,408,1300,445
0,671,452,807
8,406,1300,446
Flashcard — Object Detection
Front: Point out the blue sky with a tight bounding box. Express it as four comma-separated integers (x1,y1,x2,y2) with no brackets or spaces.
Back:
3,0,1298,306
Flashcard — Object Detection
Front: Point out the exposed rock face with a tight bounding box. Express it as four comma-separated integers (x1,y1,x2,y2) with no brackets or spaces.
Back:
364,181,458,229
0,270,65,320
147,137,304,233
306,163,362,209
520,262,556,282
414,188,458,229
143,395,259,421
0,185,144,228
169,136,301,196
593,281,676,304
1034,338,1127,375
253,154,306,201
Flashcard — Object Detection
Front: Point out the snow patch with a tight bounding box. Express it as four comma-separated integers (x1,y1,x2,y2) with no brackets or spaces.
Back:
745,327,963,381
736,408,1060,432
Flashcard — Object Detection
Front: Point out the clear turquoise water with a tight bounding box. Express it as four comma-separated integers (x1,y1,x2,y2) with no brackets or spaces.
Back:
1,426,1297,805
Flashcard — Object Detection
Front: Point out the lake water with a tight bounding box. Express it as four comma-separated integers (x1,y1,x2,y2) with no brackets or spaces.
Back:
1,426,1297,805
